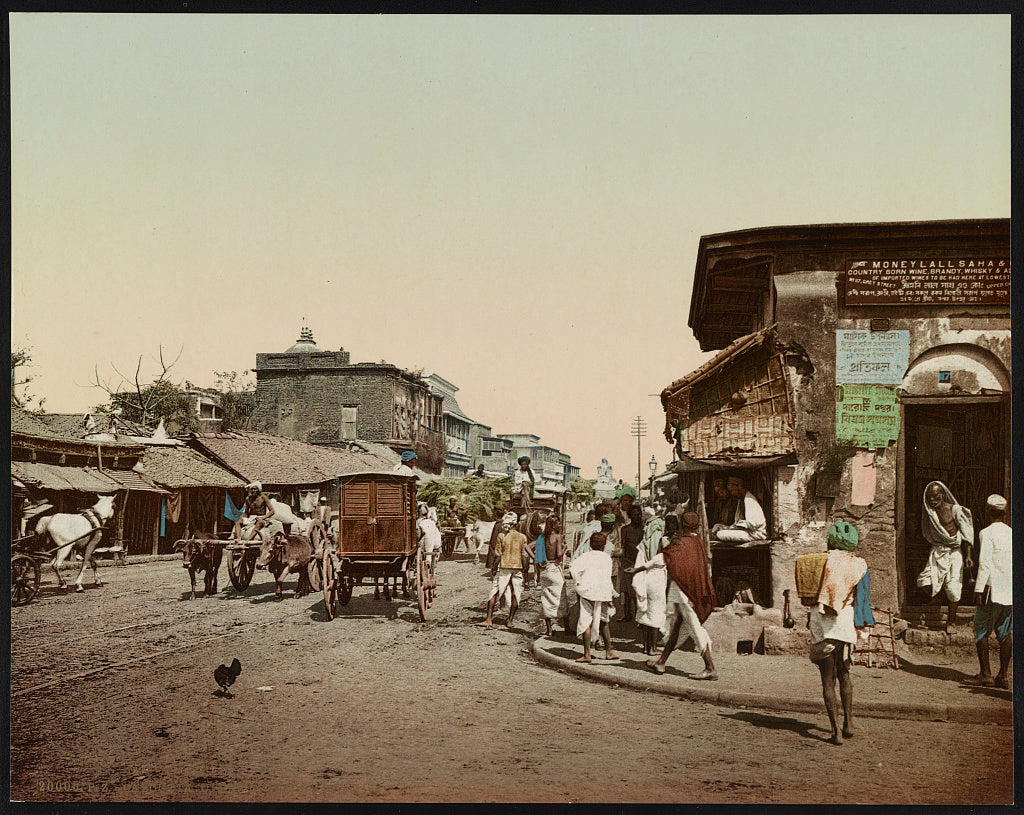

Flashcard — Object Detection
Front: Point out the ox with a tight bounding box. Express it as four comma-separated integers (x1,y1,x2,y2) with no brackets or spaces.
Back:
255,532,314,600
35,494,117,593
173,534,223,600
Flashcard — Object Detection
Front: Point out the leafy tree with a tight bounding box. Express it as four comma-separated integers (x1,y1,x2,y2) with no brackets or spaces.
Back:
569,478,596,504
214,370,256,431
11,346,46,412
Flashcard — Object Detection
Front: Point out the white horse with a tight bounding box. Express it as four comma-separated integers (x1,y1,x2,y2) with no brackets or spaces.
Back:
35,494,117,593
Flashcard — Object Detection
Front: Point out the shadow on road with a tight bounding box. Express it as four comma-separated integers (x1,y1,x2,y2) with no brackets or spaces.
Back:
897,657,972,683
721,710,827,742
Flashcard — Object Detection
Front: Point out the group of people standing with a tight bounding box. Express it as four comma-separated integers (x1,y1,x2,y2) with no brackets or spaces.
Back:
474,484,721,679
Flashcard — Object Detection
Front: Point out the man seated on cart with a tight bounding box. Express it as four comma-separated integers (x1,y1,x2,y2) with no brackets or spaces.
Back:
234,482,275,542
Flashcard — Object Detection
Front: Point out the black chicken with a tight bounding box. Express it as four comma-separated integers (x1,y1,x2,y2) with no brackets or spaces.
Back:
214,658,242,697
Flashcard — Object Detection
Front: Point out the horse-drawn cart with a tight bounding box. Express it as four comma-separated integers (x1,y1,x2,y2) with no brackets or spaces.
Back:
321,471,436,621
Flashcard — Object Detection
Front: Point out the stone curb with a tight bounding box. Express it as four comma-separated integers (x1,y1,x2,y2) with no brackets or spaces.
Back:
531,639,1011,726
90,554,181,568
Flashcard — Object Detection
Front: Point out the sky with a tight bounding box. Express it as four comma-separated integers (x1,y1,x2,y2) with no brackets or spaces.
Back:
10,14,1012,484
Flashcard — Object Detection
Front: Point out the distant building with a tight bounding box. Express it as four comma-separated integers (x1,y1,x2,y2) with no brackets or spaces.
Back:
250,326,444,468
183,387,224,433
424,373,474,478
498,433,578,488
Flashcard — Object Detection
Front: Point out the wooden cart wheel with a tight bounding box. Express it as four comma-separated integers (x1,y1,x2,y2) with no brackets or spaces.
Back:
227,547,257,592
441,533,456,559
307,555,322,593
322,549,337,620
338,575,353,606
11,554,41,606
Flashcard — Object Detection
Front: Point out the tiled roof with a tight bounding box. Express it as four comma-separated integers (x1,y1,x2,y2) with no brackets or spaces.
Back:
190,430,392,486
35,412,155,440
140,445,246,489
11,404,66,439
99,468,171,494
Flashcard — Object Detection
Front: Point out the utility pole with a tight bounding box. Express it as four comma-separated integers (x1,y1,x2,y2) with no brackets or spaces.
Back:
630,415,646,494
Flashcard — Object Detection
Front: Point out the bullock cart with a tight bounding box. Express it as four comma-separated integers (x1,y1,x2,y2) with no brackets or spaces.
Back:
321,471,436,622
173,520,328,595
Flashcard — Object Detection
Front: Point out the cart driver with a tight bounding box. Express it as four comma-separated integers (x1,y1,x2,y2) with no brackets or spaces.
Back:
235,482,275,542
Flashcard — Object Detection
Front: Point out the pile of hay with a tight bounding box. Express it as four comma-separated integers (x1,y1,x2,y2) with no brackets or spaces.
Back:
417,477,513,524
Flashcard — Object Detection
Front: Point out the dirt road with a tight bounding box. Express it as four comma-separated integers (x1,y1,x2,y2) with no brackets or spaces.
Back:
10,551,1013,804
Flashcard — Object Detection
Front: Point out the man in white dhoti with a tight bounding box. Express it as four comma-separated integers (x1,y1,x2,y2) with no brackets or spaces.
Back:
711,476,767,544
646,512,718,680
629,508,668,655
529,515,568,636
476,513,527,629
916,480,974,634
568,532,618,662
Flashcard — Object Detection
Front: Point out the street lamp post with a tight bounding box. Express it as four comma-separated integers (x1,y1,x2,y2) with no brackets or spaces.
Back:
649,454,657,501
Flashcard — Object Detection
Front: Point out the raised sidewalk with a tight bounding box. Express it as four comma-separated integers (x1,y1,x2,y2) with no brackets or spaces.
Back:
532,629,1012,725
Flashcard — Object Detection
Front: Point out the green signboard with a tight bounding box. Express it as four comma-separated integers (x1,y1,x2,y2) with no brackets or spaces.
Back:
835,384,900,448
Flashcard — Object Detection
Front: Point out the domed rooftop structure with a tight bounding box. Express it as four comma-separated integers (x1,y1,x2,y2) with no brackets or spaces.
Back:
285,325,322,354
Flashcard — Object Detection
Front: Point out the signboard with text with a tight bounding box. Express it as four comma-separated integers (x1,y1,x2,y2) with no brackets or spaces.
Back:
835,330,909,385
844,258,1010,306
835,384,900,448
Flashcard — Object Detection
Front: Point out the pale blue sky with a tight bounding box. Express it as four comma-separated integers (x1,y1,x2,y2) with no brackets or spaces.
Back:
10,14,1011,482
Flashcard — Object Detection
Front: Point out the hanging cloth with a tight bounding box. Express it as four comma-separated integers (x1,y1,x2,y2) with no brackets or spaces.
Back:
299,489,320,514
160,498,166,537
166,490,184,523
224,492,243,522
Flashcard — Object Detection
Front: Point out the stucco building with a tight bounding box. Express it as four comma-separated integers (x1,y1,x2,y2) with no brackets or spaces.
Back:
660,219,1010,617
250,327,444,468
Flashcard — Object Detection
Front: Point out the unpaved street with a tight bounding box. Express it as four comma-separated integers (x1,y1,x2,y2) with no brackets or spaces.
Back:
10,552,1013,804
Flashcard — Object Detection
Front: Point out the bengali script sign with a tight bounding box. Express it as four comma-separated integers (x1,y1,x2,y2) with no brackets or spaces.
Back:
835,330,909,385
844,259,1010,306
835,384,900,448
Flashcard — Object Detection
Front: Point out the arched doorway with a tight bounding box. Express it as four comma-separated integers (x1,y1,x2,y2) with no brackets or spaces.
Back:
897,345,1010,612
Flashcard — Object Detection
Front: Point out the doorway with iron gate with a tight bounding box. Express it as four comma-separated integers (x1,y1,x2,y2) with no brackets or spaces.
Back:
899,397,1008,616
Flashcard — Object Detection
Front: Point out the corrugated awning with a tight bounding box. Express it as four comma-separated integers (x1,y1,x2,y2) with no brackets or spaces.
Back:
10,462,170,494
101,468,171,494
11,462,121,493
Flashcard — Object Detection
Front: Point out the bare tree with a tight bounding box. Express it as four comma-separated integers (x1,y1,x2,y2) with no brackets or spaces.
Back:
90,345,196,433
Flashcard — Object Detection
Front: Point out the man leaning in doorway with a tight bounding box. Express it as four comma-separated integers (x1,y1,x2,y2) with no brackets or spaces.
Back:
916,481,974,635
710,476,767,544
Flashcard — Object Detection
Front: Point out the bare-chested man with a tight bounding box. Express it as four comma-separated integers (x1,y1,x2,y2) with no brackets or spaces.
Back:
916,481,974,634
234,482,275,542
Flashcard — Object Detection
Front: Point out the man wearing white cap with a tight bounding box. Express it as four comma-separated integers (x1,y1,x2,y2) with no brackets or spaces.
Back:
234,482,275,542
970,494,1012,688
476,512,527,628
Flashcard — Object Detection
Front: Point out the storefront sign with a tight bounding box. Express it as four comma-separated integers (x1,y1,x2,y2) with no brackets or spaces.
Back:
836,330,909,385
835,384,900,448
844,259,1010,306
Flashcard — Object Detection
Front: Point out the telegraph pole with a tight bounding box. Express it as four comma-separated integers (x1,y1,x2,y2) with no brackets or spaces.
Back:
630,415,646,494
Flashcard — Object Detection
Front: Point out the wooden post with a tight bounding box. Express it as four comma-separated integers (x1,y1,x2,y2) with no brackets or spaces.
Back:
697,479,711,578
151,493,159,555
